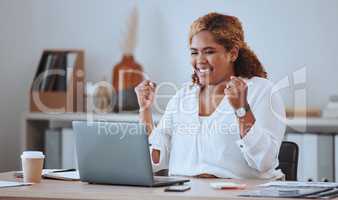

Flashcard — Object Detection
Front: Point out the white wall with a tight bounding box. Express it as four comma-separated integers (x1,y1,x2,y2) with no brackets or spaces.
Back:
0,0,36,172
1,0,338,171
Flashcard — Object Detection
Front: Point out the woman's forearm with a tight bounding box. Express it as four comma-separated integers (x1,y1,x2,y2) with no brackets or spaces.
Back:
139,108,154,135
139,108,160,163
238,109,256,138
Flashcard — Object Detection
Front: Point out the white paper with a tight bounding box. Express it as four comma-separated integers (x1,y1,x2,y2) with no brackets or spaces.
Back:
0,181,32,188
43,171,80,181
210,182,246,189
259,181,338,188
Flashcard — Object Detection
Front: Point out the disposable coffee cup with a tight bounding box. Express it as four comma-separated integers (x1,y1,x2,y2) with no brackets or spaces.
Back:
21,151,45,183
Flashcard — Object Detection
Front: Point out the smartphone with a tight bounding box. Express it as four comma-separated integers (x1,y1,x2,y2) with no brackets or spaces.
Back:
164,185,191,192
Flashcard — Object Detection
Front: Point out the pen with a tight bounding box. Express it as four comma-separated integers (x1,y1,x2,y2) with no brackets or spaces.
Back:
52,169,76,173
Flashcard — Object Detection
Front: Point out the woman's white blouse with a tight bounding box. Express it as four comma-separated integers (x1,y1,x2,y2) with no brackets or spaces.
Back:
149,77,286,179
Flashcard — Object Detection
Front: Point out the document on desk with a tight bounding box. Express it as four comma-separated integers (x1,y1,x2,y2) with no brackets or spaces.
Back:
239,187,333,198
258,181,338,188
239,181,338,198
0,181,32,189
43,170,80,181
14,169,80,181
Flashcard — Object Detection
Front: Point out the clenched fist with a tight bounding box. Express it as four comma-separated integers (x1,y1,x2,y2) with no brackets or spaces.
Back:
135,80,156,111
224,76,248,110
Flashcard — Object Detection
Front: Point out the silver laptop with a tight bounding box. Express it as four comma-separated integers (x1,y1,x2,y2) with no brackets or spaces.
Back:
72,121,189,187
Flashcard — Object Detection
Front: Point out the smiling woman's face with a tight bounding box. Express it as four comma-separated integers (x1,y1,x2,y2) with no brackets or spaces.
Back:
190,30,235,86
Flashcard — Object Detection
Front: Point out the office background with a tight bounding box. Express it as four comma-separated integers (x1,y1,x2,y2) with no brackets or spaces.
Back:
1,0,338,172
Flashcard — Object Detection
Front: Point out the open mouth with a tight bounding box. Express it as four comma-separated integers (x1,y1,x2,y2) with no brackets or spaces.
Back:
196,67,214,75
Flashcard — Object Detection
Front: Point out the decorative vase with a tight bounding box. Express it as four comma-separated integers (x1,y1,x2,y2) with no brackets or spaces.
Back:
112,54,143,112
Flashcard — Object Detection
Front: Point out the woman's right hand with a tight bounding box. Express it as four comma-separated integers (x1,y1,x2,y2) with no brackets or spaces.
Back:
135,80,156,111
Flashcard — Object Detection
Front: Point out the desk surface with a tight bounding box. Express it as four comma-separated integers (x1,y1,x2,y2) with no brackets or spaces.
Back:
0,172,308,200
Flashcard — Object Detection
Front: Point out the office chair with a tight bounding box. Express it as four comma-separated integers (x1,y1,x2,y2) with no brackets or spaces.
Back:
277,141,299,181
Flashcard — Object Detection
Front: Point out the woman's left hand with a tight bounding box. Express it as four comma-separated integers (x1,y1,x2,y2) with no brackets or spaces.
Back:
224,76,248,110
224,76,255,138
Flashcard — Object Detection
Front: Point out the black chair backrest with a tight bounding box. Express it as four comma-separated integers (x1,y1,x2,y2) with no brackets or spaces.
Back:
277,141,299,181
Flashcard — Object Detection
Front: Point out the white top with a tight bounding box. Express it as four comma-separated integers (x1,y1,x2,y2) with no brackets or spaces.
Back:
149,77,286,179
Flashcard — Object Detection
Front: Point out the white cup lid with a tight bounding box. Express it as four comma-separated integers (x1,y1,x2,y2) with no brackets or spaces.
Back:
21,151,45,159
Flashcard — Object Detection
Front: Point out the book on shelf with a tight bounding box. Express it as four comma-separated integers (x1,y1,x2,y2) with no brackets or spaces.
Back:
44,53,58,91
66,52,77,89
39,53,53,91
36,52,73,92
51,52,67,91
33,52,48,91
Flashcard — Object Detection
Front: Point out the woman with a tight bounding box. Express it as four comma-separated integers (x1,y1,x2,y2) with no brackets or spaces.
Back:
135,12,286,179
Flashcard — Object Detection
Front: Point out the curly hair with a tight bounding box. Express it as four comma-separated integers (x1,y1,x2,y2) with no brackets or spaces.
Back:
189,13,267,84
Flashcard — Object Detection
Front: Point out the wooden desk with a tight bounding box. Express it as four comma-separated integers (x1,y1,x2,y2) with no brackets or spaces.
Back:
0,171,298,200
